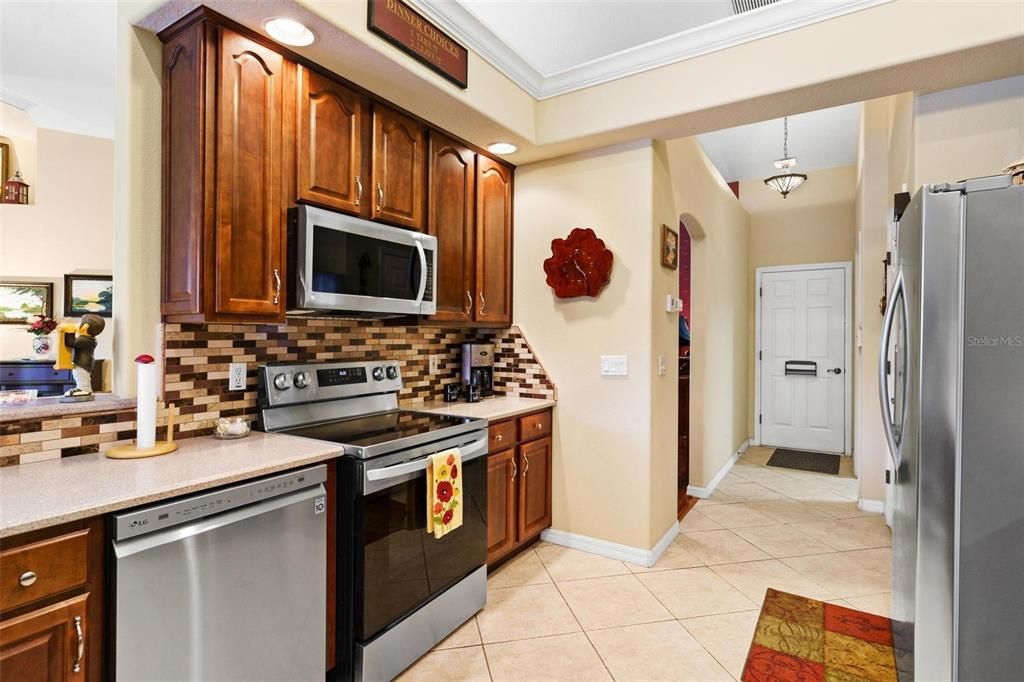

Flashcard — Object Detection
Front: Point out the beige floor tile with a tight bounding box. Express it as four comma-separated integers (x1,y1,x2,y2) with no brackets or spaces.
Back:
744,498,830,524
679,508,724,532
676,529,770,565
557,574,673,630
843,547,893,576
698,489,740,505
588,620,733,681
731,524,836,558
741,446,774,465
486,549,552,589
397,645,491,682
792,516,892,551
782,553,891,598
476,583,580,643
680,610,761,679
485,632,611,681
636,567,757,619
535,544,631,582
434,617,482,650
630,541,704,573
845,592,892,618
696,503,780,528
714,480,786,502
796,498,876,520
711,558,836,603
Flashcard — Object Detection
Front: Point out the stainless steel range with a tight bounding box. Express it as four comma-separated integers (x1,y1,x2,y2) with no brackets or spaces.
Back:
257,360,489,682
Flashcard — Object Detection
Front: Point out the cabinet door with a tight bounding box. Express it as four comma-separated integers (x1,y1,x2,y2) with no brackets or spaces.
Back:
297,66,367,216
214,29,285,316
486,449,518,564
371,105,425,230
518,437,552,541
427,132,476,322
0,594,88,682
475,156,513,325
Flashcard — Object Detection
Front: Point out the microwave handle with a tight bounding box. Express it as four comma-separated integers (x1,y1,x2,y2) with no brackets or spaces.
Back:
414,240,427,305
365,437,488,482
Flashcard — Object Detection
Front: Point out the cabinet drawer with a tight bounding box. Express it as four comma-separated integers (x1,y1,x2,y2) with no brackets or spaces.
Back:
0,366,71,383
1,530,89,612
489,420,516,450
519,411,551,442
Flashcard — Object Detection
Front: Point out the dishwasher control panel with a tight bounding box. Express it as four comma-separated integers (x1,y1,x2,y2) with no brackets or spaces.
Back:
112,464,328,541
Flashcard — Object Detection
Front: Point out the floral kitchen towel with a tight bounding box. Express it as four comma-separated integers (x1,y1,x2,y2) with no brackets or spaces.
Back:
426,448,463,539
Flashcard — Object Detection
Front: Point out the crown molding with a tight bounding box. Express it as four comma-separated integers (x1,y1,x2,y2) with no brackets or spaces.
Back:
412,0,894,100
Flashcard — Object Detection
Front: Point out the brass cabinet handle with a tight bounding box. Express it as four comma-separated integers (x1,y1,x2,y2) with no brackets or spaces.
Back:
523,452,530,476
376,182,384,212
72,615,84,673
355,175,363,206
272,268,281,305
465,290,472,314
19,571,37,587
511,456,517,480
478,291,486,315
535,423,543,430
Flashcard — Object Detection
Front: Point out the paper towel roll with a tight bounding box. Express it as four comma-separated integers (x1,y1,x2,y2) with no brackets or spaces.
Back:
136,361,157,449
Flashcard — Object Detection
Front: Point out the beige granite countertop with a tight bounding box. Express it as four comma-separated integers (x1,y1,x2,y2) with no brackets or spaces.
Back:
0,394,136,423
0,432,342,538
414,396,556,422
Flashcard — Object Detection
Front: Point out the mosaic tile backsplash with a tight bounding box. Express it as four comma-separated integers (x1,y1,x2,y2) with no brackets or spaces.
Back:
0,319,555,467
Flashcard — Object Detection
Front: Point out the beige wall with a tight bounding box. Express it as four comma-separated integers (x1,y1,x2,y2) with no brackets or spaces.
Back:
741,165,858,437
663,137,751,490
0,125,115,363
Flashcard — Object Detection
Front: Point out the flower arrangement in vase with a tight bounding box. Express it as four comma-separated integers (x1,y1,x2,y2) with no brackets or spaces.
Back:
25,314,58,358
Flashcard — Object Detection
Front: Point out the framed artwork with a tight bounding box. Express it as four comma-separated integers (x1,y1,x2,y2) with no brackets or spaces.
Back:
0,142,9,185
0,281,53,324
64,275,113,317
661,224,679,270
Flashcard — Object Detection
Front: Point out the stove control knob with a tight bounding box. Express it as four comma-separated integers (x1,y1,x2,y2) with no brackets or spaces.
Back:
293,371,310,389
372,366,386,381
273,373,290,391
386,366,398,380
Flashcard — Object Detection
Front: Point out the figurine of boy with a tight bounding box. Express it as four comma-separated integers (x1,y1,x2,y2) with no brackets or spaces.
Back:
60,314,105,402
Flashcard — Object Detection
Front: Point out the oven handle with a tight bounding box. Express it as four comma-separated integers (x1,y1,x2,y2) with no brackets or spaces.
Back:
365,437,488,482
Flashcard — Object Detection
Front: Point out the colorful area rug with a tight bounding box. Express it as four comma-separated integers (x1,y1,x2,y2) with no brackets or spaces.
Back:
742,589,898,682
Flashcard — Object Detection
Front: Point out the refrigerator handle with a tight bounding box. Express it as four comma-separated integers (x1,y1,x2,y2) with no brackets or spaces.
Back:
878,269,908,467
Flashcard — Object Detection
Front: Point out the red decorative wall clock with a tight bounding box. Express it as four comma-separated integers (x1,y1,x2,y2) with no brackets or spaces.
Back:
543,228,614,299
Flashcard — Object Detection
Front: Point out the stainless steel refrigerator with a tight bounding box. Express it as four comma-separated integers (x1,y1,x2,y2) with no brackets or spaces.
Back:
880,175,1024,681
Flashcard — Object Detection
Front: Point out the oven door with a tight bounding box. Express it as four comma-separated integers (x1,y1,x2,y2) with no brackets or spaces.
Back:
355,433,488,642
295,204,436,315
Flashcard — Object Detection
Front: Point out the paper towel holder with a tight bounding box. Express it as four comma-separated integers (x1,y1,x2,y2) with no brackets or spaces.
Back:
105,402,178,459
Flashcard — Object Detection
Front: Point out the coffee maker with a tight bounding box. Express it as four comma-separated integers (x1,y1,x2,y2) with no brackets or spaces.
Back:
461,343,494,400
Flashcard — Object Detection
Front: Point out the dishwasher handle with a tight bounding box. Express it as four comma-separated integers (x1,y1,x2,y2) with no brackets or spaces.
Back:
113,483,326,559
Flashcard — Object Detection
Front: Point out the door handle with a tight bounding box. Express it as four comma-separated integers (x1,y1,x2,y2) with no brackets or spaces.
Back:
511,456,517,481
826,367,843,375
465,290,472,315
355,175,363,206
376,182,384,212
272,268,281,305
72,615,84,673
878,269,908,466
522,452,530,476
478,291,486,316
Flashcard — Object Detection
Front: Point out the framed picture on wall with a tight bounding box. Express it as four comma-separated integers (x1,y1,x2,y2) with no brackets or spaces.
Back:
661,224,679,270
0,142,9,185
0,281,53,324
64,275,113,318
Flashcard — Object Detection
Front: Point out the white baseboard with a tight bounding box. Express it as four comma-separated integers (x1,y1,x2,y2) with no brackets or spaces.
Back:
541,520,680,569
857,498,885,514
686,439,749,499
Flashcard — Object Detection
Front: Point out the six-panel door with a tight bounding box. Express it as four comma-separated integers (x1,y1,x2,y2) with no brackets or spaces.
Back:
427,132,476,322
215,29,286,316
372,105,425,230
297,66,367,216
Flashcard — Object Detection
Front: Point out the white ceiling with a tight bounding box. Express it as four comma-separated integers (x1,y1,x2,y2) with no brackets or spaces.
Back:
0,1,115,139
696,103,861,183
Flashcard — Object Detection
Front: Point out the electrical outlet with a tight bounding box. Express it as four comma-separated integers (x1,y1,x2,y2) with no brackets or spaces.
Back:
600,355,628,376
428,355,441,375
229,363,247,391
658,354,667,376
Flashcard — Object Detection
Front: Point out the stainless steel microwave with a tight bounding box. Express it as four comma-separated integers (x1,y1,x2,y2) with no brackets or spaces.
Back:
290,205,436,317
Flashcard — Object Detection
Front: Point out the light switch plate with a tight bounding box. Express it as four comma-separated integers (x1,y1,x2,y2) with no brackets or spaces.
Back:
658,354,667,376
601,355,628,376
229,363,247,391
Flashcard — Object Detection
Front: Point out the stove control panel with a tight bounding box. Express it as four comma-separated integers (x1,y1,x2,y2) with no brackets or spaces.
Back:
258,360,403,407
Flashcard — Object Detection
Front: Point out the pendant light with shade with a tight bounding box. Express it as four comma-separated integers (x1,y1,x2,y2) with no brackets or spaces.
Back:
763,117,807,198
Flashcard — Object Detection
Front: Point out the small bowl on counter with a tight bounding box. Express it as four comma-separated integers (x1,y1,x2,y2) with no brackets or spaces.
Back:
214,417,252,440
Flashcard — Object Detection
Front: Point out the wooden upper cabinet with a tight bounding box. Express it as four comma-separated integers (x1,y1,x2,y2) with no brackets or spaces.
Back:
427,132,476,322
297,66,367,216
518,437,552,541
372,105,425,230
214,29,286,317
475,156,513,326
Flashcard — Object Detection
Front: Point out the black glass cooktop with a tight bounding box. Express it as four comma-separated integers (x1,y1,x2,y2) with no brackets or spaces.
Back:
281,410,478,453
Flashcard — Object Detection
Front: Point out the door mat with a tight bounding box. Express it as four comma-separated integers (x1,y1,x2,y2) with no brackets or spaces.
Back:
767,448,841,475
742,588,897,682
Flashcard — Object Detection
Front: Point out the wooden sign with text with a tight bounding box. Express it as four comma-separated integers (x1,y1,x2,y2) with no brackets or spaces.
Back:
368,0,468,89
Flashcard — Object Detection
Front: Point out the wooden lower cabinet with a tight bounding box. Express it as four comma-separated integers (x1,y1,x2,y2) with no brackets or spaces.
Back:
486,409,554,566
0,595,88,681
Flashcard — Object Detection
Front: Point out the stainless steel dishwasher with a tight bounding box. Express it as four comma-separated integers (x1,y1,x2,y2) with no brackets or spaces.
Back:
112,465,328,681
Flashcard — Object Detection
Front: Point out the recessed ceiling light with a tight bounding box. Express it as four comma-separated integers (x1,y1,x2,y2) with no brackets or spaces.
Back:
487,142,517,155
265,18,314,47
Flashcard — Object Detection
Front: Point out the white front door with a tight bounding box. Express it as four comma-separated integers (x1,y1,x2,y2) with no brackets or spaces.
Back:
759,266,849,453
